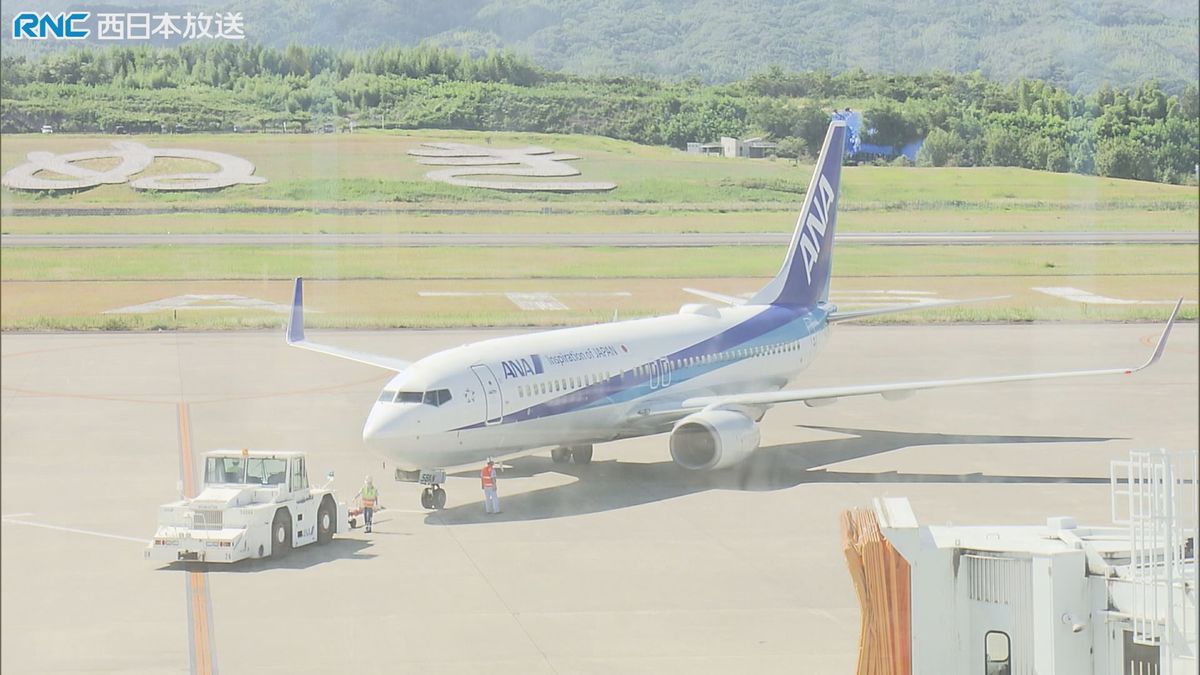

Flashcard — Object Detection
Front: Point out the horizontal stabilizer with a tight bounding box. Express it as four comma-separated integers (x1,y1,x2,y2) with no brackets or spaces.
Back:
827,295,1009,323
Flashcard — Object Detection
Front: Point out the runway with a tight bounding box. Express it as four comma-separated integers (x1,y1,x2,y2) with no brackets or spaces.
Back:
1,324,1196,674
2,231,1196,248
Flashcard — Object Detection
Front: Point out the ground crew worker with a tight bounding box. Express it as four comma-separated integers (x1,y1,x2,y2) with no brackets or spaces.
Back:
481,459,500,515
359,475,378,533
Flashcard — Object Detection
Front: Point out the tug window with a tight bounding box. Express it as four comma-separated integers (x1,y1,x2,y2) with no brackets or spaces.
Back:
985,631,1011,675
290,457,308,490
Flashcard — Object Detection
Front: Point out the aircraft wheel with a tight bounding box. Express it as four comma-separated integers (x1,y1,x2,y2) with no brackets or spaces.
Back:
432,486,447,510
420,488,434,510
551,447,571,463
571,445,594,465
271,509,292,558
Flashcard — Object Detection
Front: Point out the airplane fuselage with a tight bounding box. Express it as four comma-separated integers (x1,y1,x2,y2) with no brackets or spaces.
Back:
364,303,830,469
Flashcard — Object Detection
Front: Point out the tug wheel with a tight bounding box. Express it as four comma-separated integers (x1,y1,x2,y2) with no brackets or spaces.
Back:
317,499,335,544
271,509,292,558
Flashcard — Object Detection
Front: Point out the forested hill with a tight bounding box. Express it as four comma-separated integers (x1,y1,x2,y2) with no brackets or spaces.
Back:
5,0,1198,91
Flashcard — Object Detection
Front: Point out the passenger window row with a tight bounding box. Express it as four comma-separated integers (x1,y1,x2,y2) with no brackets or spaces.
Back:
514,338,807,399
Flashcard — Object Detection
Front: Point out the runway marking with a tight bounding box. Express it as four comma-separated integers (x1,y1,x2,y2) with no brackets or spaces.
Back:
105,294,295,315
1,512,33,518
0,517,151,544
1032,286,1197,306
177,402,218,675
419,290,630,311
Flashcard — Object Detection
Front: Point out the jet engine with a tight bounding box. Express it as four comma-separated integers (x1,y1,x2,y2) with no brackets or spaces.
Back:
669,409,760,470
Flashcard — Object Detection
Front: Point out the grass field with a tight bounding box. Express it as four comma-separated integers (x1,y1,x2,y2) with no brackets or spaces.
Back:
3,129,1196,331
3,245,1196,281
2,276,1193,331
3,131,1196,212
3,208,1196,235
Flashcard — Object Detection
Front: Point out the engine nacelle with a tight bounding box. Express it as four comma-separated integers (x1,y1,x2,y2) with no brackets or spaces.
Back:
669,409,761,471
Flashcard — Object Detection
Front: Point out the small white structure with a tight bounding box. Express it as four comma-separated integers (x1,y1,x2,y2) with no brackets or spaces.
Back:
720,136,778,158
872,450,1197,675
146,450,348,564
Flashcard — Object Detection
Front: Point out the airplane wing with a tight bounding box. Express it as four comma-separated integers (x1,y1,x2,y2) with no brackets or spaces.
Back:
670,299,1181,413
285,278,411,372
827,295,1009,323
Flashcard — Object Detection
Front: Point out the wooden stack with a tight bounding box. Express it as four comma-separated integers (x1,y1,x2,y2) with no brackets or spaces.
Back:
842,508,912,675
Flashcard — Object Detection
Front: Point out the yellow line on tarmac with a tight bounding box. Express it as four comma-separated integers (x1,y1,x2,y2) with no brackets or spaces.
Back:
178,402,216,675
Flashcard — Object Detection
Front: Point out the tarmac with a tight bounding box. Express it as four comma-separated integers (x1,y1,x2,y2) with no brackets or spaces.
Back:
2,231,1196,248
1,323,1196,674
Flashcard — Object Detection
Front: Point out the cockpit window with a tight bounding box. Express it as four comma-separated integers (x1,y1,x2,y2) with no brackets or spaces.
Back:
386,389,451,405
378,390,397,402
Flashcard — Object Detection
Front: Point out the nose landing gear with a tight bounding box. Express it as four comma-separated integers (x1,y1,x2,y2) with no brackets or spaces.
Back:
395,468,448,510
420,485,447,510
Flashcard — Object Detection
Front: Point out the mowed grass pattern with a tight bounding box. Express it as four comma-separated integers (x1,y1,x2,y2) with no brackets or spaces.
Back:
3,131,1196,209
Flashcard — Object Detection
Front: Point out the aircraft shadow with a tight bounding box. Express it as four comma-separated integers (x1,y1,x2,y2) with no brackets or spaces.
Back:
427,425,1118,525
158,537,376,573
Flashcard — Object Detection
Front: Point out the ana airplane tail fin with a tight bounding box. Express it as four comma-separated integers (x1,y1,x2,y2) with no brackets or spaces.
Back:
748,121,846,309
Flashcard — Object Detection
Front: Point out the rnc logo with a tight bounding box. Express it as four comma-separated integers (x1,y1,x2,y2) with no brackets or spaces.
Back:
12,12,91,39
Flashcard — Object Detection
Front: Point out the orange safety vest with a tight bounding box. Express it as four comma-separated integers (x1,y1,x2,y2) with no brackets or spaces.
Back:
480,465,496,489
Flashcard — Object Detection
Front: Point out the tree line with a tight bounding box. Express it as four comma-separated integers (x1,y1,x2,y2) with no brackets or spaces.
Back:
2,43,1196,184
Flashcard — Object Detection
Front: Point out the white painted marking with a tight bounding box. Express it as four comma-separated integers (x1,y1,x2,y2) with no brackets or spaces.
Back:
1032,287,1196,306
105,294,300,315
409,142,616,192
0,512,33,519
1,517,151,544
418,290,630,311
833,290,938,296
505,292,570,310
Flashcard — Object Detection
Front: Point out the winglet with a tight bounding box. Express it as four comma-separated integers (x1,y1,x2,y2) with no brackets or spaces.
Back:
1130,298,1182,373
287,277,305,344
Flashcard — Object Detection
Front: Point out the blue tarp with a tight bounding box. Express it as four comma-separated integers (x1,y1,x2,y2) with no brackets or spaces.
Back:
831,110,923,162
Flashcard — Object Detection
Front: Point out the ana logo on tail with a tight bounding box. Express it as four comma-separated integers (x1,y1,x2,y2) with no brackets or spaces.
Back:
799,174,836,283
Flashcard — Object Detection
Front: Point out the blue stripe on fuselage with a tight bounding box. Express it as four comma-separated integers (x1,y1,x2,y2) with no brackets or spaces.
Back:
454,304,826,430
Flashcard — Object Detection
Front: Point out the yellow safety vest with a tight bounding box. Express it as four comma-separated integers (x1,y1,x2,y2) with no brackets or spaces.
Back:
360,485,377,507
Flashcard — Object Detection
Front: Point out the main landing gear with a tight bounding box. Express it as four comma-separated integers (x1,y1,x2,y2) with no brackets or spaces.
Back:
551,445,593,465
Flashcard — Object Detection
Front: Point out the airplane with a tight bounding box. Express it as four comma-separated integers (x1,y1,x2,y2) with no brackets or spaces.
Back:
285,120,1181,510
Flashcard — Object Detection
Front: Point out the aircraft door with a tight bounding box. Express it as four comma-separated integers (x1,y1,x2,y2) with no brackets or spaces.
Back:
471,365,503,425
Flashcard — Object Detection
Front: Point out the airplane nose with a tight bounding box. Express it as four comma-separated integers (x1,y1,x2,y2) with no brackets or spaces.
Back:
362,404,396,443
